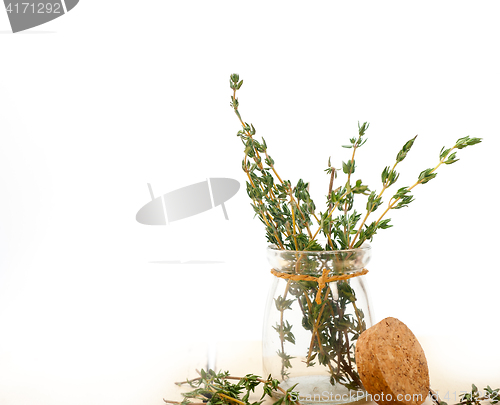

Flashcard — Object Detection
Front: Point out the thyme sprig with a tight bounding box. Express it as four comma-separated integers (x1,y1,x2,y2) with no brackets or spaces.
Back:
164,369,301,405
430,385,500,405
166,372,499,405
229,73,482,251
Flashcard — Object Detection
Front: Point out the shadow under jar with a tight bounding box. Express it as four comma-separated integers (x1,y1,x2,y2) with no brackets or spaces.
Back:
263,244,373,405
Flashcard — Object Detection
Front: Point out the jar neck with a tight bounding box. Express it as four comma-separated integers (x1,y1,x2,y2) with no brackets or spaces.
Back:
267,246,371,276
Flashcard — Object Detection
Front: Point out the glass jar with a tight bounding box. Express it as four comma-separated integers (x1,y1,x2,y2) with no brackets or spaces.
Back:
263,244,373,405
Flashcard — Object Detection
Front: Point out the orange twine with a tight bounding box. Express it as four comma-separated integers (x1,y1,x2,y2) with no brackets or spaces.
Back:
270,268,369,304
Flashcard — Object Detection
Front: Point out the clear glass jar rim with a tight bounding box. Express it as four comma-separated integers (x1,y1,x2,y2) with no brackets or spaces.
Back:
267,242,371,255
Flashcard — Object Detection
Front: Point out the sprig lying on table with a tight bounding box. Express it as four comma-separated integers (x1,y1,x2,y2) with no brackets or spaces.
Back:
431,385,500,405
165,371,498,405
164,369,301,405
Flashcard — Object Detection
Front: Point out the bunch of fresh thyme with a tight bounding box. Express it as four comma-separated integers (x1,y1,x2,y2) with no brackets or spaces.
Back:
164,369,301,405
228,73,482,392
229,73,481,252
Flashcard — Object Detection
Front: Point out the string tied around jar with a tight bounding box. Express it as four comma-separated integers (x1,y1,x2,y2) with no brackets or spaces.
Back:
270,267,369,304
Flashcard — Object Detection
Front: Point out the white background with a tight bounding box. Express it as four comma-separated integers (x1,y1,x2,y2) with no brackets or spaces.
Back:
0,1,499,404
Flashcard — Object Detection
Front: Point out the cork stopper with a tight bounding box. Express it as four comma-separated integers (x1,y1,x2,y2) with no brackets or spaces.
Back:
355,317,430,405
